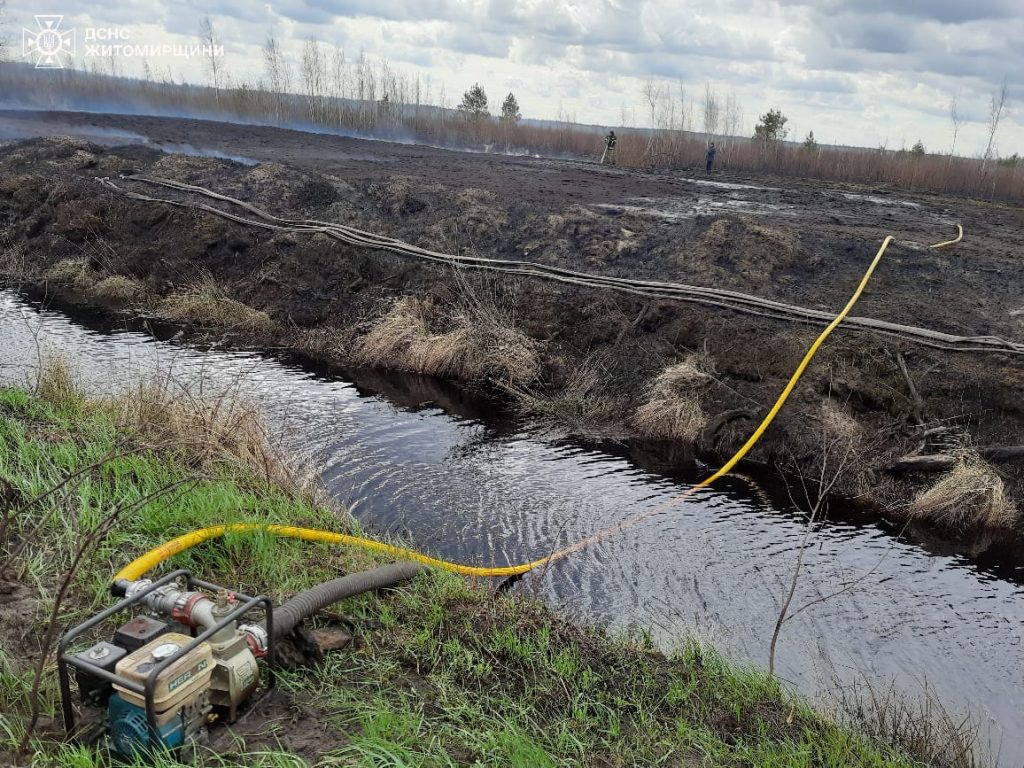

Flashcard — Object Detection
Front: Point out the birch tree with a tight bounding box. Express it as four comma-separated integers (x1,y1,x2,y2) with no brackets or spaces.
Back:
981,78,1009,175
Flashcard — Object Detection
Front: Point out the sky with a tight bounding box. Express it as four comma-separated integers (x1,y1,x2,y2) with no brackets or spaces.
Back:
5,0,1023,156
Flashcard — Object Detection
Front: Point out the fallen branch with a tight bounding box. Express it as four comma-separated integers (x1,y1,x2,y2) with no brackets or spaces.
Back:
887,446,1024,474
894,351,925,426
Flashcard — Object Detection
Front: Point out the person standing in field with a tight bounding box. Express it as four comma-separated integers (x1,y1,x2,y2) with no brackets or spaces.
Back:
601,130,617,164
706,142,717,173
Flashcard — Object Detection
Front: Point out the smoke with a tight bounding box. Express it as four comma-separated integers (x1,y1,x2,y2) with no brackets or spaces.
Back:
152,142,258,165
0,113,259,165
0,62,562,161
0,121,149,146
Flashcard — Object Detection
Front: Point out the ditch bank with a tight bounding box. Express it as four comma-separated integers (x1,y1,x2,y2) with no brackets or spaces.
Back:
1,128,1023,549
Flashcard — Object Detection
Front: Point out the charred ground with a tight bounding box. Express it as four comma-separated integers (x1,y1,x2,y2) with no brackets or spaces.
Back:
1,110,1022,548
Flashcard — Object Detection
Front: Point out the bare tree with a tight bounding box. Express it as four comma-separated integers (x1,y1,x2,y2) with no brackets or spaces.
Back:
300,38,327,124
199,16,223,100
676,82,690,133
641,79,659,158
263,30,291,122
767,436,852,676
981,78,1009,175
642,79,673,159
702,81,720,139
948,92,965,157
768,417,906,678
723,92,742,139
330,45,347,123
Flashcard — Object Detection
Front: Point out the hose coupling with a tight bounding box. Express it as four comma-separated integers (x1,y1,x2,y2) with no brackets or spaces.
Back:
238,623,269,658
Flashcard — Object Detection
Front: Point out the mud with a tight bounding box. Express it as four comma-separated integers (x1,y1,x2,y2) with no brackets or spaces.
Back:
1,109,1022,540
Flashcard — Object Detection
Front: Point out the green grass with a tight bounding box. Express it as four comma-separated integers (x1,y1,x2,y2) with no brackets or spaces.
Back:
0,384,955,766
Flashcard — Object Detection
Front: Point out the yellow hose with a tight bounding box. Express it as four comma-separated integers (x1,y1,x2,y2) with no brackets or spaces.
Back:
114,524,546,580
929,223,963,249
113,228,960,584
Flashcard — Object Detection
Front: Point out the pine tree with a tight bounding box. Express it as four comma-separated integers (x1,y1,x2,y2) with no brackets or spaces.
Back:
754,109,788,144
500,92,521,124
802,130,818,151
458,84,490,120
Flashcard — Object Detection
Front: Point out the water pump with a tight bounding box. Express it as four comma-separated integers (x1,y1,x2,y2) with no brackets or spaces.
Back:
57,561,422,762
57,570,275,760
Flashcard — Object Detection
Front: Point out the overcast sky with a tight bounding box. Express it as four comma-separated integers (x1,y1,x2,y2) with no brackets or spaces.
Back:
7,0,1023,155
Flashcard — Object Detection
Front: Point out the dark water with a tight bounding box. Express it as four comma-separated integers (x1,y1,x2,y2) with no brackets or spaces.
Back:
2,290,1022,764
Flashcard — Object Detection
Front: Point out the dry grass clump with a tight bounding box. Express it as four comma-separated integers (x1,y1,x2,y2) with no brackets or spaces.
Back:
820,399,862,442
293,325,356,358
113,379,281,480
160,276,274,333
909,451,1017,530
32,352,317,500
44,258,94,288
0,238,28,281
355,296,539,385
633,355,714,440
513,363,620,432
90,275,146,304
35,357,84,411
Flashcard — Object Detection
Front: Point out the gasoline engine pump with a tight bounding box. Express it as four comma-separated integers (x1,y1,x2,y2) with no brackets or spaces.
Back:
58,561,422,761
57,570,275,759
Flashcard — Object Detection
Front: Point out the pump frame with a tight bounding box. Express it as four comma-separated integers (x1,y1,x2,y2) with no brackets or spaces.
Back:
56,569,276,751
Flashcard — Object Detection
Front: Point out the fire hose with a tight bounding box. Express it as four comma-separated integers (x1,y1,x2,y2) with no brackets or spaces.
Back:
95,175,1021,355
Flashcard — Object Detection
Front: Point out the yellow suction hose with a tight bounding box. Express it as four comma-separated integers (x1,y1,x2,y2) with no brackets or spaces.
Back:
113,228,962,585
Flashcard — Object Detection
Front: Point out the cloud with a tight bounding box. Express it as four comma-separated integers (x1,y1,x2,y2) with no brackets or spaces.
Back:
784,0,1020,24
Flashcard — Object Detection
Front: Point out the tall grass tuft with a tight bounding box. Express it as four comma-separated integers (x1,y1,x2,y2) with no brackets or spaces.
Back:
909,451,1017,529
834,678,991,768
632,355,714,440
355,295,539,385
160,276,274,334
35,357,84,412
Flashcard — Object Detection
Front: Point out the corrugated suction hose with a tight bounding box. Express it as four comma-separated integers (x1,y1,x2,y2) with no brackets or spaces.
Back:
268,561,423,639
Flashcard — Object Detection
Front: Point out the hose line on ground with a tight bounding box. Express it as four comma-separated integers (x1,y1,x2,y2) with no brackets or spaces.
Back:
95,176,1019,356
114,231,957,583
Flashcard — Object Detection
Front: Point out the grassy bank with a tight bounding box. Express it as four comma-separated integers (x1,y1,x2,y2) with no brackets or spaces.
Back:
0,371,968,767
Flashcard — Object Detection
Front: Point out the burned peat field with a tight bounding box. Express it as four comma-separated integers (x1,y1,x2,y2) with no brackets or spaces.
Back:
2,111,1024,556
